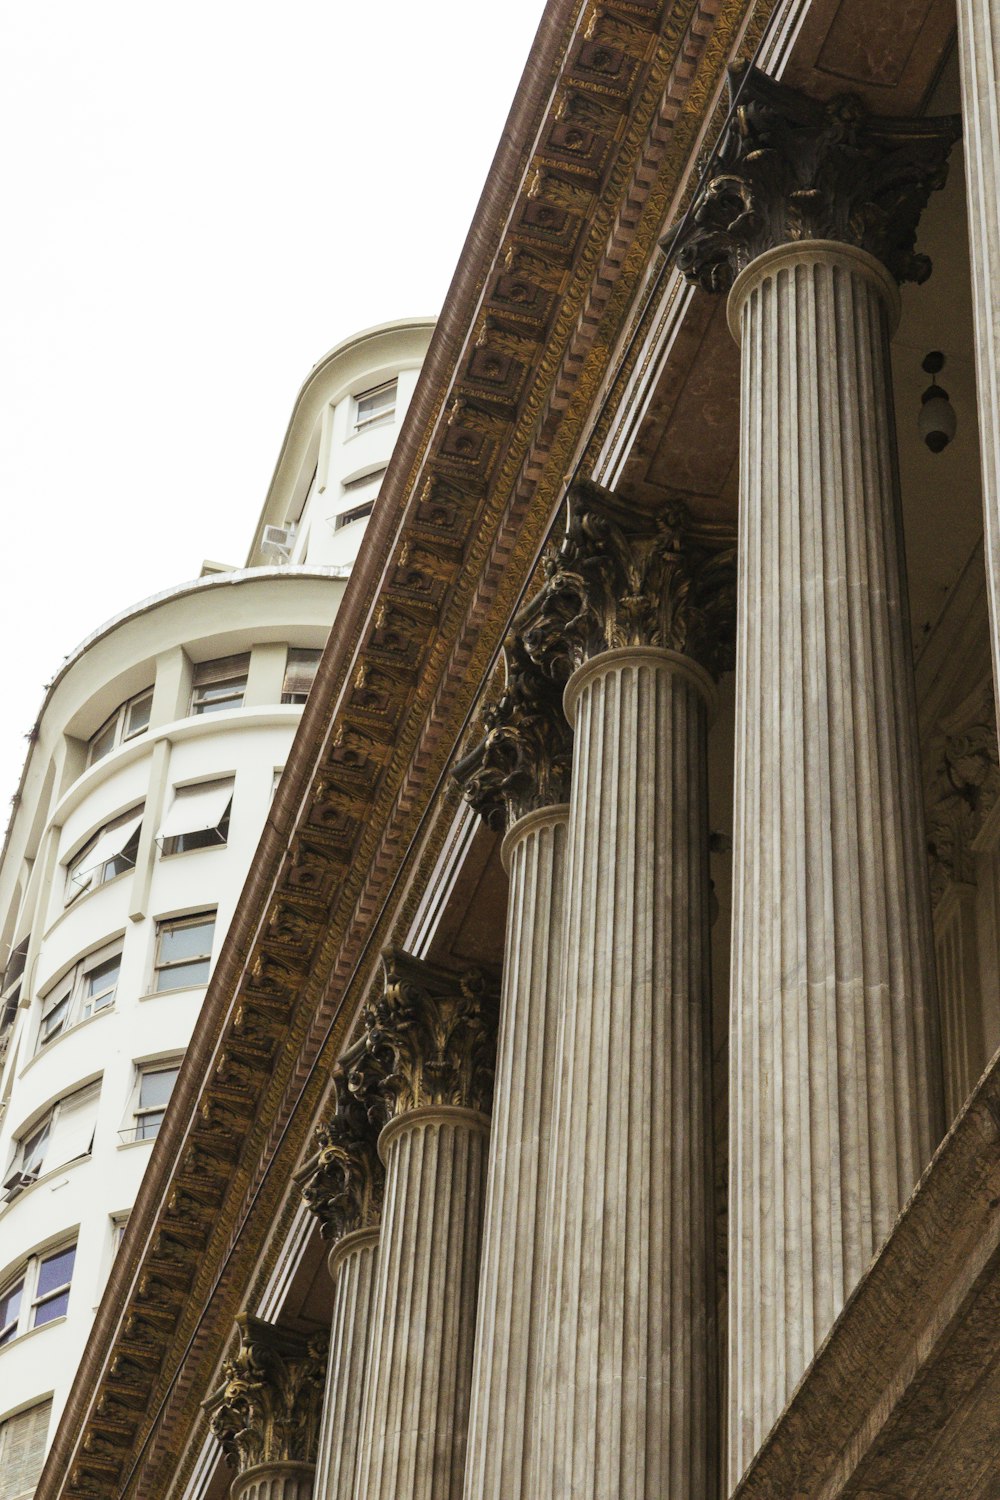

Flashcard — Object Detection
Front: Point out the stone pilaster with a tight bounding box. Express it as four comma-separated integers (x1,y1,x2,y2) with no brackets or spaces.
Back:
205,1314,327,1500
527,481,732,1500
454,626,572,1500
299,1040,383,1500
667,66,958,1485
354,951,498,1500
956,3,1000,700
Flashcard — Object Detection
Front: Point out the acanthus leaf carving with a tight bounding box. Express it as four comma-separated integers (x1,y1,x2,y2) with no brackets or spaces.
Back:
927,680,1000,905
298,1037,383,1242
205,1314,328,1474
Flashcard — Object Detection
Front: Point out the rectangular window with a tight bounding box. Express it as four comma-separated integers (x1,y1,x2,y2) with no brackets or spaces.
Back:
157,779,233,855
152,911,215,993
0,1399,52,1500
281,648,322,705
65,806,143,904
190,654,250,716
334,500,375,531
1,1082,100,1199
131,1064,179,1141
353,379,396,431
37,941,122,1048
87,688,153,766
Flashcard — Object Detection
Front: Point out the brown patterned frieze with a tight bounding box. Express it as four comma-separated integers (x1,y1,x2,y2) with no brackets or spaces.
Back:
663,63,960,293
362,950,499,1121
205,1315,328,1474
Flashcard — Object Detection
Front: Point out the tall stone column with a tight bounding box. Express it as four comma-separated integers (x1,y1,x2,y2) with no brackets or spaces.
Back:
452,631,572,1500
667,66,959,1483
354,951,498,1500
957,2,1000,687
525,481,733,1500
298,1039,383,1500
205,1314,328,1500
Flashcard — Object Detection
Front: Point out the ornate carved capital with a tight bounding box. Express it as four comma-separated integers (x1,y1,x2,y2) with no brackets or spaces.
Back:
298,1038,383,1242
362,949,499,1121
927,681,1000,905
518,478,735,677
453,633,573,829
205,1314,327,1475
663,65,960,293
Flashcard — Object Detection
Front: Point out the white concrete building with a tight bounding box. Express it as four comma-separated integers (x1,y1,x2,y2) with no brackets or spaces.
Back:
0,317,432,1488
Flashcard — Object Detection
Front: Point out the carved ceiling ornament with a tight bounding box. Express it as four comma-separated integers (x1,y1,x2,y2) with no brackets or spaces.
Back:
361,949,499,1121
452,632,573,829
298,1038,384,1242
519,477,736,677
927,680,1000,905
662,63,960,293
205,1314,327,1475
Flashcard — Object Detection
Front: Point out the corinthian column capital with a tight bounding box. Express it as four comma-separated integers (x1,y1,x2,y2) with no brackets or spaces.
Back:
205,1314,328,1476
299,1039,384,1243
453,634,572,830
663,64,960,293
363,949,499,1121
520,478,735,678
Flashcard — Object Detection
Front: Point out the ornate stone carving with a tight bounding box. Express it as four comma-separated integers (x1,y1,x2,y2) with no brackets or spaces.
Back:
662,64,960,293
519,478,735,677
453,633,573,830
205,1314,327,1475
927,681,1000,904
361,949,499,1121
298,1038,383,1242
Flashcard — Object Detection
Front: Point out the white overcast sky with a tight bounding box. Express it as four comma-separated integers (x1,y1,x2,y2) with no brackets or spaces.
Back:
0,1,547,815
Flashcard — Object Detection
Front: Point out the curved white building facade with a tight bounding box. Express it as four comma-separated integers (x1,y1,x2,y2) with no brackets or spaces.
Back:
0,318,433,1487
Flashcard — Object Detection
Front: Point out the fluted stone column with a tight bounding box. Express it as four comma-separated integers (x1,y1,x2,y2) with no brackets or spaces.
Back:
452,632,572,1500
668,67,959,1483
957,1,1000,685
298,1040,383,1500
354,951,498,1500
525,482,733,1500
205,1314,328,1500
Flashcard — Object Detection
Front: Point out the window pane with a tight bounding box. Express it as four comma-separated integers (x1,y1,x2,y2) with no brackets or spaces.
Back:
0,1279,22,1342
21,1120,50,1174
35,1245,75,1300
89,717,117,763
136,1110,164,1140
139,1068,178,1110
124,692,152,738
84,954,121,998
155,956,210,990
32,1289,70,1326
159,918,214,964
40,993,69,1042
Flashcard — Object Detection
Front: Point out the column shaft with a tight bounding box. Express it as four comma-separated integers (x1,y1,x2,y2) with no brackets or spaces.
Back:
316,1228,379,1500
727,244,943,1480
533,648,715,1500
357,1109,488,1500
957,0,1000,683
462,806,568,1500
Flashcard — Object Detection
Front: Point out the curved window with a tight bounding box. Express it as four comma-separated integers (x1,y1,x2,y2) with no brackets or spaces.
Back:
0,1243,76,1346
65,807,143,905
37,940,122,1050
1,1082,100,1201
87,689,153,766
190,655,249,715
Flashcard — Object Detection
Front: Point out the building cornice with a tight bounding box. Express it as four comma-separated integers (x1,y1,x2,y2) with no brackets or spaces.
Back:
38,2,774,1494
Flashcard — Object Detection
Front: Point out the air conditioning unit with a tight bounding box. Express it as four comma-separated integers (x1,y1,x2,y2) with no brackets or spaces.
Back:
1,1169,37,1202
261,523,297,561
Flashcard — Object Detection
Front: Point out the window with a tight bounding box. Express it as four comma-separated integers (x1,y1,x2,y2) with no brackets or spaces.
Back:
281,648,321,705
0,936,28,1044
1,1083,100,1200
37,940,122,1048
65,806,143,904
87,688,153,766
123,1063,180,1143
0,1399,51,1499
353,379,396,431
152,911,215,992
0,1245,76,1346
157,779,233,855
190,654,250,716
342,465,386,492
334,500,375,531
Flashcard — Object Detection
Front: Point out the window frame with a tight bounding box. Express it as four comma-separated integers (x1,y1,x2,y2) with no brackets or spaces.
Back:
151,910,216,994
37,939,123,1050
157,779,233,856
189,654,250,717
86,688,153,767
0,1242,76,1348
0,1399,53,1499
352,378,397,432
64,806,143,906
280,648,322,705
122,1061,181,1144
1,1081,101,1200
